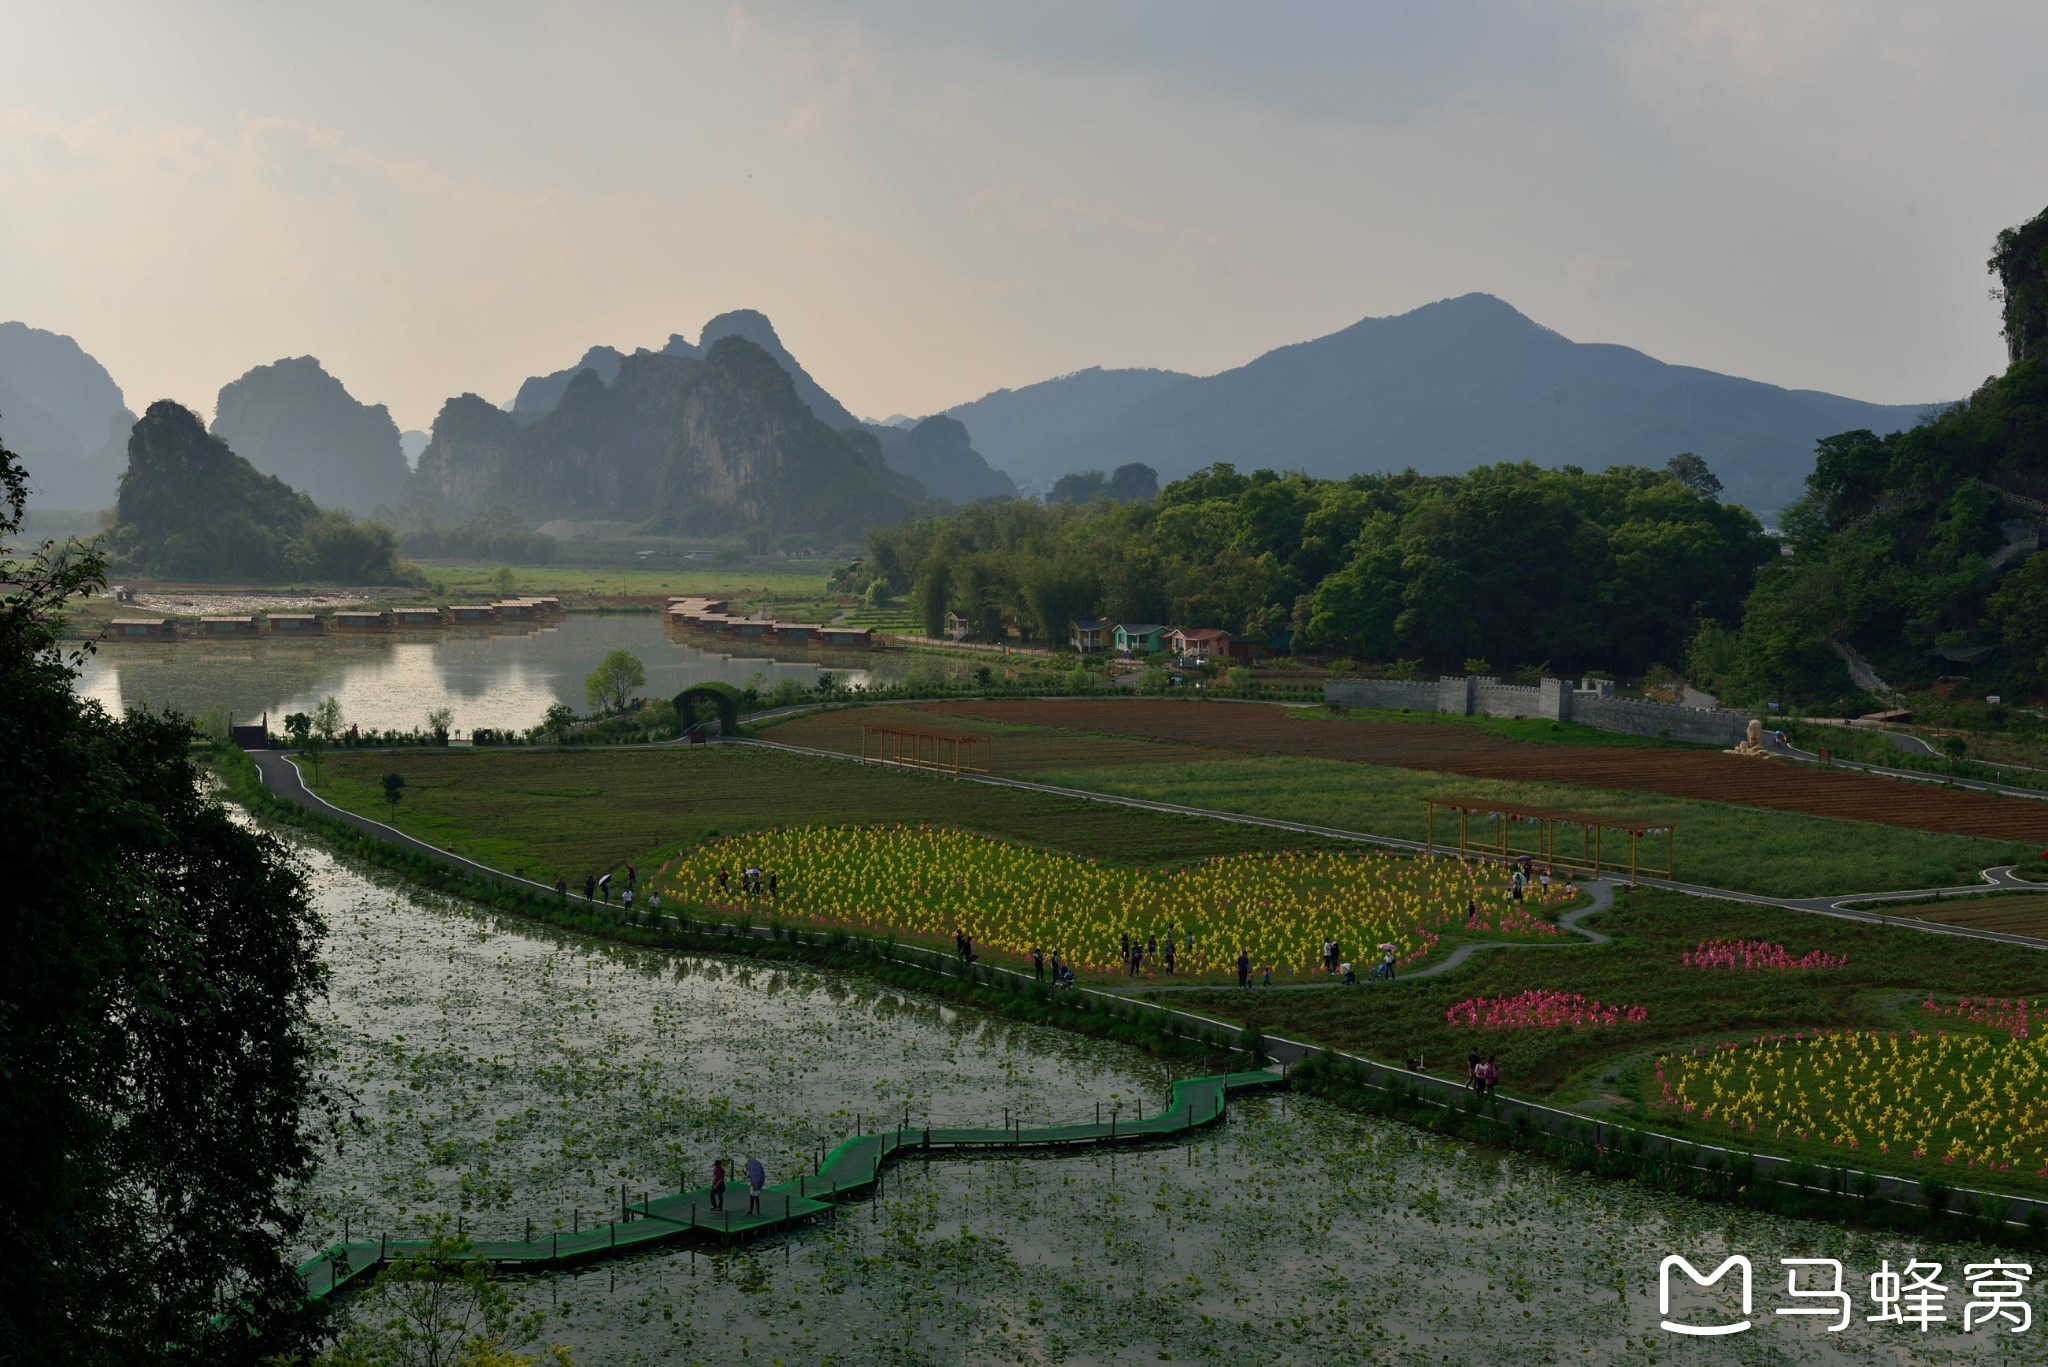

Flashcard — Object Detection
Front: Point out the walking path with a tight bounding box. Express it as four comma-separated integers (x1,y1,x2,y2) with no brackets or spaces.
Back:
731,735,2048,954
293,1070,1281,1300
1123,887,1617,995
241,747,2048,1259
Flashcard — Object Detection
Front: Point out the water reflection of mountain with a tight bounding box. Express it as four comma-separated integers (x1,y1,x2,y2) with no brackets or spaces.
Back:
73,614,885,733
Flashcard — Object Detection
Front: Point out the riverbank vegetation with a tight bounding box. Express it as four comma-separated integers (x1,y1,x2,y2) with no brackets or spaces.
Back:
2,434,326,1361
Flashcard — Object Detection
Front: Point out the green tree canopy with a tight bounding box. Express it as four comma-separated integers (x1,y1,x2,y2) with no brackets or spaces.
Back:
1,421,326,1361
583,649,646,713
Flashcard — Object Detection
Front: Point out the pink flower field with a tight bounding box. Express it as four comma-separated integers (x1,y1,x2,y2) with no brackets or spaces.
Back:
1445,990,1648,1030
1681,939,1847,972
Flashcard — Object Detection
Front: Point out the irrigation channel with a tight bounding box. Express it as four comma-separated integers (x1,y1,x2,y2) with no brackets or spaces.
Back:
285,823,2038,1361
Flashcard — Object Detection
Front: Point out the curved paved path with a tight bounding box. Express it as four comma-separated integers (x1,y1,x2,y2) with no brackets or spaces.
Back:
242,743,2048,1244
253,738,2048,955
730,735,2048,955
1112,883,1619,996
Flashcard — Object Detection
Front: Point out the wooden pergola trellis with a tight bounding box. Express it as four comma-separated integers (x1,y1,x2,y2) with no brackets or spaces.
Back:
1425,798,1675,885
859,724,995,777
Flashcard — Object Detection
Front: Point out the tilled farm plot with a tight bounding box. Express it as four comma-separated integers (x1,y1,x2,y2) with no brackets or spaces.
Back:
904,700,2048,845
1865,892,2048,940
764,704,1218,770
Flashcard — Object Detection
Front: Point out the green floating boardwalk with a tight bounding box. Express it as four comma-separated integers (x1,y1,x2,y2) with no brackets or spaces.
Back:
296,1070,1283,1300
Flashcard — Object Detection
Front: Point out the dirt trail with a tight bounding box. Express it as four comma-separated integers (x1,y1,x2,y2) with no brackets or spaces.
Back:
897,700,2048,845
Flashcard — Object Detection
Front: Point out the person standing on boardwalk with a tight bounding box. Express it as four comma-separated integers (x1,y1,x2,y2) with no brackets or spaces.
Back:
625,862,637,892
745,1156,766,1215
1163,933,1177,975
1466,1047,1484,1092
767,870,778,897
1237,951,1251,988
583,874,595,902
710,1159,727,1211
1481,1056,1499,1095
555,877,567,899
622,886,634,914
597,871,612,904
1032,948,1045,981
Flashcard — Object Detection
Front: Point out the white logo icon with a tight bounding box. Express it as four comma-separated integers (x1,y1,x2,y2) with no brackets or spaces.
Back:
1660,1255,1753,1337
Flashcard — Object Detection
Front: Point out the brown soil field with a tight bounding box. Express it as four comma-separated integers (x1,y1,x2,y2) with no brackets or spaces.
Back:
865,700,2048,845
1865,892,2048,940
764,705,1219,771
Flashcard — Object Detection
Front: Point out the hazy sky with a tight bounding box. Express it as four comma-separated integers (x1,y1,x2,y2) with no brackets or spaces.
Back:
3,1,2045,432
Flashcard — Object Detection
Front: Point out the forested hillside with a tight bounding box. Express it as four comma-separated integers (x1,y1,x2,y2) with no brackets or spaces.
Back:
1685,204,2048,708
860,455,1769,675
112,401,412,582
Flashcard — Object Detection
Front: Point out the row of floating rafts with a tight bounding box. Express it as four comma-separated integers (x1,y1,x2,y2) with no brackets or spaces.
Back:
665,596,875,647
105,597,564,639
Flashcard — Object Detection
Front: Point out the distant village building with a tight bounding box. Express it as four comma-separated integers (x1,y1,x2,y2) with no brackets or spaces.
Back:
392,607,445,627
1068,619,1110,653
818,626,875,648
945,611,973,641
268,614,324,634
447,605,499,624
1168,627,1231,665
200,615,259,636
333,610,392,630
1114,623,1168,655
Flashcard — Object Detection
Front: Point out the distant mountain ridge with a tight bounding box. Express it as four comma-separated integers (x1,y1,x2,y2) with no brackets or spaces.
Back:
212,356,408,516
943,366,1193,487
940,296,1930,514
504,310,1013,508
0,322,136,509
414,336,920,542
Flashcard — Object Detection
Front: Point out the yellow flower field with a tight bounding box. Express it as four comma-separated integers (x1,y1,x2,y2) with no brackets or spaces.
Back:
656,824,1568,979
1657,1028,2048,1178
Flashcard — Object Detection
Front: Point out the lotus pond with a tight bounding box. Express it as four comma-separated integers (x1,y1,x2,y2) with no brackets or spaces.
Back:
298,832,2036,1363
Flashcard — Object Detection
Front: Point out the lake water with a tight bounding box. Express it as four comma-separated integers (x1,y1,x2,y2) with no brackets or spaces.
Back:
296,831,2024,1363
74,614,907,734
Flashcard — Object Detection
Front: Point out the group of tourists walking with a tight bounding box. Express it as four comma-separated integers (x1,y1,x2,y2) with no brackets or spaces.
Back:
1029,947,1078,990
557,863,651,911
1118,929,1180,976
715,865,777,898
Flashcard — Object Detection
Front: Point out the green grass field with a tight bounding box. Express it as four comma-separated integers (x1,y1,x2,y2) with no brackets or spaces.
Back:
1029,756,2032,898
311,745,1355,885
1154,886,2048,1194
416,562,830,601
299,739,2048,1198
